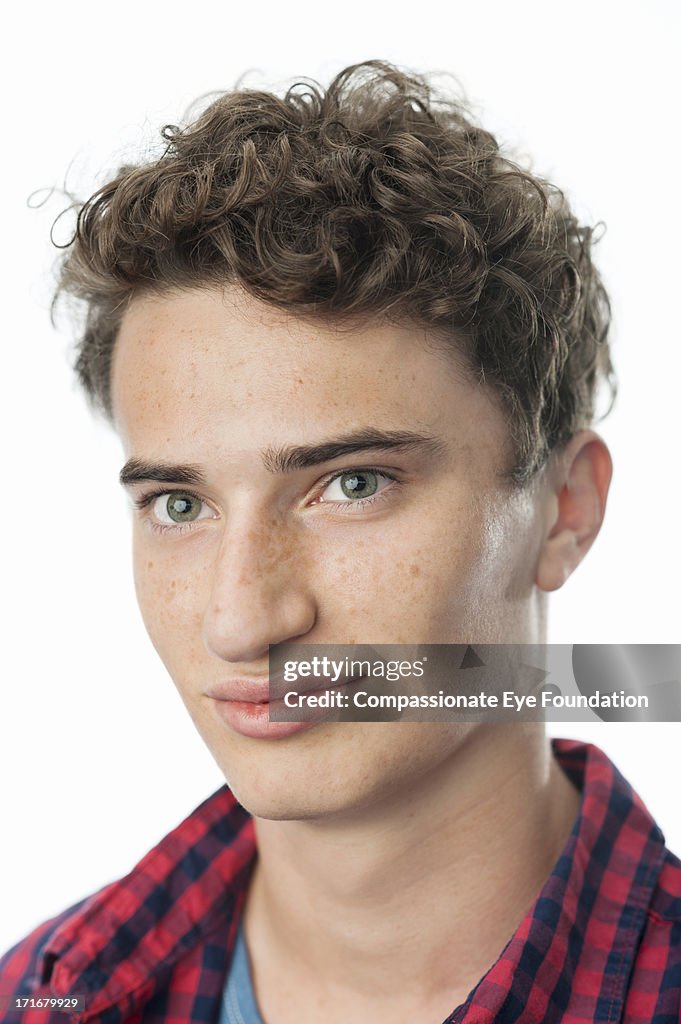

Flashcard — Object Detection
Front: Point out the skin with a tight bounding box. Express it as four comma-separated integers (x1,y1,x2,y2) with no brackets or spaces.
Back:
111,283,612,1023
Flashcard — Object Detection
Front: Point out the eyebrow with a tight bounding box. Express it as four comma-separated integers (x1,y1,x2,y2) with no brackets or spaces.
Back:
119,459,208,488
261,428,446,473
119,429,446,488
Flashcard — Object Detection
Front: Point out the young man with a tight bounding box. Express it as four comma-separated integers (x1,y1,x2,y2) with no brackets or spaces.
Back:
1,60,679,1023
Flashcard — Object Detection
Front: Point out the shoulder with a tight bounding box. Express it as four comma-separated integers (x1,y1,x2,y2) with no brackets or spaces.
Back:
0,886,111,1018
1,893,93,978
0,787,254,1023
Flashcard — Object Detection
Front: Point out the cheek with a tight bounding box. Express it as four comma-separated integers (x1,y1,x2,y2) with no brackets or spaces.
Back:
310,499,496,640
456,492,540,637
131,533,208,670
346,491,534,640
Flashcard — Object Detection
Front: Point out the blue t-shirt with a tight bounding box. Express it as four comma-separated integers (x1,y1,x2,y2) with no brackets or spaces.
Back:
219,920,265,1024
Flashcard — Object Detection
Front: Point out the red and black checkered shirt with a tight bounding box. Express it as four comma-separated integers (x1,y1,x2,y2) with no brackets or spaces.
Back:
1,738,680,1023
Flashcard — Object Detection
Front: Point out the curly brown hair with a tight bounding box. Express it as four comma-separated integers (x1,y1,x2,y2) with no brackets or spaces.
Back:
54,59,614,485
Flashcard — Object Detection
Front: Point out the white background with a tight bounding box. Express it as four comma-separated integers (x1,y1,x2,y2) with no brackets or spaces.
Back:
1,0,679,953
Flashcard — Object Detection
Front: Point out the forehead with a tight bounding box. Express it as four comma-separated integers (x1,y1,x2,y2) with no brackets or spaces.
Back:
110,285,509,470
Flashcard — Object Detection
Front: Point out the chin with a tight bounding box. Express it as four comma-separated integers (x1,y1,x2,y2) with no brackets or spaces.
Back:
220,773,350,822
216,746,384,823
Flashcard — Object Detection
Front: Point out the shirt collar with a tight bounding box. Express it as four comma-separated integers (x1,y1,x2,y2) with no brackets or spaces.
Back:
40,788,256,1021
39,738,667,1023
451,738,668,1023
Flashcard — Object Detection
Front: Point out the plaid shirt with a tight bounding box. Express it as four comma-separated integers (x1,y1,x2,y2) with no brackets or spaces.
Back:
1,738,680,1023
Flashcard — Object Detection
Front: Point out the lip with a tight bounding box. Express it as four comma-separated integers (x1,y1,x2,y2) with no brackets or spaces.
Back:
205,678,277,704
204,676,358,740
208,696,320,740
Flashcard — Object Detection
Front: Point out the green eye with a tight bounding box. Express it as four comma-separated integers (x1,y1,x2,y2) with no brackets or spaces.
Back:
319,469,394,506
338,471,379,499
137,489,217,532
164,492,202,523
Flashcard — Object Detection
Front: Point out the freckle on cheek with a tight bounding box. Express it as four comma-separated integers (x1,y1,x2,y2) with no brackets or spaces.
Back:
410,563,421,577
147,561,154,569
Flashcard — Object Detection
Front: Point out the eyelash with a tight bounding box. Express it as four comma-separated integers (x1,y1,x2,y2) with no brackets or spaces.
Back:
313,467,399,514
131,490,206,536
132,466,400,534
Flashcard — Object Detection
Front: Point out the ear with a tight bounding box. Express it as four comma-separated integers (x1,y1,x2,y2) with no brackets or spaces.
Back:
535,430,613,592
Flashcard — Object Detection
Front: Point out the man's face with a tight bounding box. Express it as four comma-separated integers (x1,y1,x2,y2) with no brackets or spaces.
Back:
111,285,549,819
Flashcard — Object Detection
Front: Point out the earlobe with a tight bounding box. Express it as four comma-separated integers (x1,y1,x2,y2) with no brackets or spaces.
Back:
536,533,580,592
535,431,613,593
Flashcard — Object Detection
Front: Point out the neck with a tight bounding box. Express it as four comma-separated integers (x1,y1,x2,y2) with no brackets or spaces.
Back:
243,725,581,1023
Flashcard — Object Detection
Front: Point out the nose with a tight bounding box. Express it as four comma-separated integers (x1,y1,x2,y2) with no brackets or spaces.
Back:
202,515,317,664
